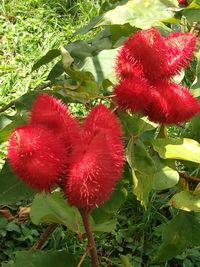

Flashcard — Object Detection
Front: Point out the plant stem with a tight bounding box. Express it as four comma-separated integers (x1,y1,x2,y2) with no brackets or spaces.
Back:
79,209,99,267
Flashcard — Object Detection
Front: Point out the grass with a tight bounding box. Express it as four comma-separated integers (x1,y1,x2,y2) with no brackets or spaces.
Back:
0,0,100,106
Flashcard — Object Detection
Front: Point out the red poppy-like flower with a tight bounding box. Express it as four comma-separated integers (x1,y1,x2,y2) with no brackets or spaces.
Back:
146,82,200,124
114,77,151,114
7,125,66,191
65,105,124,209
31,94,80,149
114,28,199,124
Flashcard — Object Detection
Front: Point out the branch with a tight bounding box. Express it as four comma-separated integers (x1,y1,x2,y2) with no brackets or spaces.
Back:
76,245,92,267
79,209,99,267
31,223,58,250
179,172,200,183
0,81,52,113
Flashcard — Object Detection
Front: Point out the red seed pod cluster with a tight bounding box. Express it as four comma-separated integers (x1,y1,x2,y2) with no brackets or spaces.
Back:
7,94,124,210
177,0,189,6
114,28,200,124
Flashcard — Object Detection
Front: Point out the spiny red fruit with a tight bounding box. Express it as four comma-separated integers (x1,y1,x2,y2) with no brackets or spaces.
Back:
66,132,122,209
31,94,80,149
83,104,124,177
65,105,124,209
114,77,151,113
178,0,189,6
8,125,66,191
116,28,196,82
164,32,196,78
146,82,200,124
116,28,167,82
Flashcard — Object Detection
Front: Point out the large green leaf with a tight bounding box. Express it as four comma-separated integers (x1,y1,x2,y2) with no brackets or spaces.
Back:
182,7,200,23
119,112,157,138
30,192,117,234
6,250,89,267
168,191,200,212
95,0,177,29
0,114,27,144
92,185,127,223
154,212,200,262
30,192,84,233
127,138,155,207
152,138,200,163
0,162,35,205
152,157,179,191
81,48,118,86
32,49,60,72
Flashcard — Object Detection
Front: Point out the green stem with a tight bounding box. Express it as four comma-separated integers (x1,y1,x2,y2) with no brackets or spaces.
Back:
79,209,99,267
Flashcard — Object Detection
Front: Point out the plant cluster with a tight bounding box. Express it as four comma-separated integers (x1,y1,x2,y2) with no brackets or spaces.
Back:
1,0,200,266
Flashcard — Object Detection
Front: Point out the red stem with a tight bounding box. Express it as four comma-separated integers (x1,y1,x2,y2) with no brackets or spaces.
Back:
79,209,99,267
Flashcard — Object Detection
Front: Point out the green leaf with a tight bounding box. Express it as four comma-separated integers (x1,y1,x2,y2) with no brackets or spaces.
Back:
47,61,64,81
127,138,155,207
152,157,179,191
120,254,133,267
154,212,200,262
182,8,200,23
119,112,157,138
92,185,127,223
95,0,177,29
81,48,118,86
30,192,117,234
191,51,200,90
8,250,89,267
189,113,200,143
168,191,200,212
0,114,27,144
32,49,60,72
0,162,35,205
30,192,84,234
152,138,200,163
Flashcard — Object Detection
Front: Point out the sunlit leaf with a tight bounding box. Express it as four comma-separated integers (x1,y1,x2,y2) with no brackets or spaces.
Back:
153,138,200,163
152,157,179,191
168,191,200,212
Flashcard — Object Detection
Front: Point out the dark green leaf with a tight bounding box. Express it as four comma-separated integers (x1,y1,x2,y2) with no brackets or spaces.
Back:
119,112,157,138
30,192,117,234
8,250,89,267
32,49,60,72
0,162,35,205
47,61,64,81
30,192,84,233
92,185,127,223
154,212,200,262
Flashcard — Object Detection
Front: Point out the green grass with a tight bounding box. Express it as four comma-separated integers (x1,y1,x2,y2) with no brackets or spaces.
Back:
0,0,100,107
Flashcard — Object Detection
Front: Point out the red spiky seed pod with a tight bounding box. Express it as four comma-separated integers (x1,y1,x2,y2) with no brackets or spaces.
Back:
163,32,196,78
146,82,200,124
65,104,124,209
116,28,167,82
31,93,80,150
83,104,124,177
114,77,151,114
7,125,66,192
178,0,189,6
66,132,123,209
